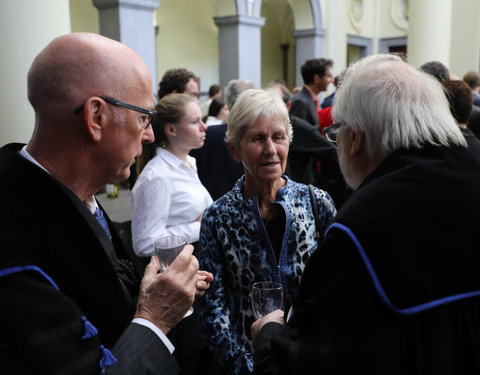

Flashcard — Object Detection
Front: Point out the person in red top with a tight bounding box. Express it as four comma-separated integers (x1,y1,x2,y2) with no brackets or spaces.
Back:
317,69,347,136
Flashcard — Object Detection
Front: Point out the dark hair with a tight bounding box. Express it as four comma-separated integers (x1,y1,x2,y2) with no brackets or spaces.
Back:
463,71,480,90
442,80,473,125
300,58,334,85
208,84,221,98
157,68,199,99
419,61,450,82
207,98,225,117
137,93,196,173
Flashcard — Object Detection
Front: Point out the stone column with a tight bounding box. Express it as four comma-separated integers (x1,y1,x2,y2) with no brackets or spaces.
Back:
292,28,326,87
407,0,452,68
93,0,160,90
214,15,265,90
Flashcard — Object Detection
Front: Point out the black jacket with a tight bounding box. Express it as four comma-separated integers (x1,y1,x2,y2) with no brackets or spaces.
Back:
254,145,480,374
0,143,178,374
287,115,350,208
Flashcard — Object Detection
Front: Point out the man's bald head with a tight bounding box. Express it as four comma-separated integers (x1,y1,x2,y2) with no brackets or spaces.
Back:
27,33,151,119
25,33,155,200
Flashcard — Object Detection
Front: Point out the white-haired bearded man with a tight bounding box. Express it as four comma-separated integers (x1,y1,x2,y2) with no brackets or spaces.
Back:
251,54,480,374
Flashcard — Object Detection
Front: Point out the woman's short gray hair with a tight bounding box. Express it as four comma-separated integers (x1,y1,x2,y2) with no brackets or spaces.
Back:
226,88,293,149
333,54,466,160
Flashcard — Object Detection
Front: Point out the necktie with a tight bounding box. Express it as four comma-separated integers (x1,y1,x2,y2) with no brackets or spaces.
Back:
94,207,112,240
93,208,139,294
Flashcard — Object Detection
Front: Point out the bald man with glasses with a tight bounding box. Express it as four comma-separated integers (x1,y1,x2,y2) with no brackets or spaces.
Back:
0,33,212,374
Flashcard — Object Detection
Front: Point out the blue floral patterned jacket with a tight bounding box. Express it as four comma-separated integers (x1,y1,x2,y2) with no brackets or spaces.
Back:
197,175,336,374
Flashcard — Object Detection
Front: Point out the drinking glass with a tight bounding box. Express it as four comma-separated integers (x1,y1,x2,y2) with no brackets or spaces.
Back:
251,281,284,320
154,235,193,317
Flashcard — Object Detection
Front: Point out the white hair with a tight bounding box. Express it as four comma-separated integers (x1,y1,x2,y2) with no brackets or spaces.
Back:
226,88,293,149
332,54,466,160
224,79,256,110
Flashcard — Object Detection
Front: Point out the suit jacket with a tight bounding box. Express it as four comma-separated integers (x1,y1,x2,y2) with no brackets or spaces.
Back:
289,86,319,127
287,115,351,208
321,91,335,109
468,105,480,139
461,127,480,161
190,124,244,201
0,143,178,374
474,91,480,107
254,145,480,374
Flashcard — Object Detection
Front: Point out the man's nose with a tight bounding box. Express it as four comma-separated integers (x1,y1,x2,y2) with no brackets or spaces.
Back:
142,125,155,143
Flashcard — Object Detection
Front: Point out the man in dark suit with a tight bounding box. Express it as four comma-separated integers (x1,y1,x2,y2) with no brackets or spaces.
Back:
252,54,480,374
289,58,334,127
0,33,212,374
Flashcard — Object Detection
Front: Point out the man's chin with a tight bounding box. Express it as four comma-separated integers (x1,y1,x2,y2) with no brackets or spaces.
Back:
116,168,131,183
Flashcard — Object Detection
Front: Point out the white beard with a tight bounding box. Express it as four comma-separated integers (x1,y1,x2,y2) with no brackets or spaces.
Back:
338,148,363,190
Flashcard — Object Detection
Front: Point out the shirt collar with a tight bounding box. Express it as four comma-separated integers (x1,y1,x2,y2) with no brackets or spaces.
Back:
304,85,319,101
157,147,197,172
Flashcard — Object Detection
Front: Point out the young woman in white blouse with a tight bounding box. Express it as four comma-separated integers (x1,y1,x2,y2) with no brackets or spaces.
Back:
132,93,213,257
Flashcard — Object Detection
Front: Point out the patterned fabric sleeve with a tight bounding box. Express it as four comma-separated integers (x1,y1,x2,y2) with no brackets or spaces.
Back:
313,186,337,231
197,208,253,375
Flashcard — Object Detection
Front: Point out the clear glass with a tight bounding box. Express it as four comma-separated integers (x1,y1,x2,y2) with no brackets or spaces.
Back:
154,235,193,317
251,281,284,320
154,235,187,272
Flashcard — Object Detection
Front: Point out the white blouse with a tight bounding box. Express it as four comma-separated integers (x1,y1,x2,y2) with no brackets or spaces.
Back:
205,116,223,126
132,147,213,256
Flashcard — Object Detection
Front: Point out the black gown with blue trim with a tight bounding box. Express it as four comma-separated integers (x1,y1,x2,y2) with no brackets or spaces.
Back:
254,145,480,374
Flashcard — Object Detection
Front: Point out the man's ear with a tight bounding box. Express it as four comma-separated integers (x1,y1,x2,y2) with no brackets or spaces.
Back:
350,130,365,156
83,97,106,142
227,141,241,162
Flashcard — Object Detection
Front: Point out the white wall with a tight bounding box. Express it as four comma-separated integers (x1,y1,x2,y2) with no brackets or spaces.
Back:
0,0,71,145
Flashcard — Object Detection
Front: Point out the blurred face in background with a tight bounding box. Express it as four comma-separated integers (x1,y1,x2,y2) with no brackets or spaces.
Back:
171,101,207,152
184,78,200,100
217,105,230,123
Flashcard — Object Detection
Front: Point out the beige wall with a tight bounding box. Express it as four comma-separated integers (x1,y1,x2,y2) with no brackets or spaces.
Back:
377,0,407,38
156,0,219,96
324,0,348,75
288,0,315,29
346,0,376,37
0,0,71,145
449,0,480,78
69,0,99,34
261,1,296,89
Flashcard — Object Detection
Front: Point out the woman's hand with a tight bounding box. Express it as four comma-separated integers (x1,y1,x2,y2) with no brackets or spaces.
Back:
195,270,214,297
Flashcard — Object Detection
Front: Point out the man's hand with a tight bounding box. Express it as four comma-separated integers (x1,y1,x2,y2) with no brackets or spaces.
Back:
134,245,198,335
250,309,285,342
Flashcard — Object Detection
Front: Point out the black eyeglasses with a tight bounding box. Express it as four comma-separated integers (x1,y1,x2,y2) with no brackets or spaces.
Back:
324,122,342,143
74,96,155,129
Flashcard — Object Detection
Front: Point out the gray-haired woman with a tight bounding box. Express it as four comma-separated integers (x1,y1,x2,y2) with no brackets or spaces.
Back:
197,88,337,374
